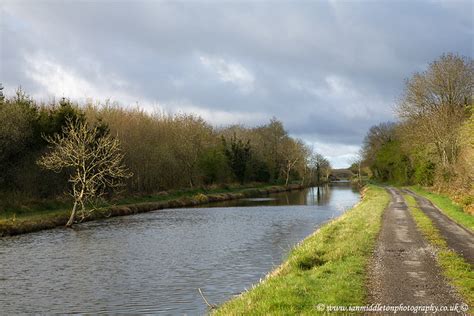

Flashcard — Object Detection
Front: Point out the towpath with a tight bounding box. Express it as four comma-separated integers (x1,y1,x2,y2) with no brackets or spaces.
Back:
368,187,466,313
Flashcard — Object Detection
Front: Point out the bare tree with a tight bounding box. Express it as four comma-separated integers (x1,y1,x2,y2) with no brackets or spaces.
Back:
350,151,364,184
38,118,131,227
397,53,473,172
0,83,4,103
310,153,330,185
281,138,306,186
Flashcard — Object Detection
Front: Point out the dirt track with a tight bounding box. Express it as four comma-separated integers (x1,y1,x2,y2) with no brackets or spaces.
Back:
368,187,464,312
402,189,474,265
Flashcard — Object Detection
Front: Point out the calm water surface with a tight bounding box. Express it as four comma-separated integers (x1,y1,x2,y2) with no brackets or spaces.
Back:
0,185,359,314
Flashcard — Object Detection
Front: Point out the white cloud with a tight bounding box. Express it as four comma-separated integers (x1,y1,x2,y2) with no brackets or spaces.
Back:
23,53,149,107
25,54,96,100
303,139,360,169
199,54,255,93
161,99,267,127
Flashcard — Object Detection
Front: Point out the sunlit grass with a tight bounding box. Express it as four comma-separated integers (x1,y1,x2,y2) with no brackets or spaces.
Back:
214,185,390,315
408,186,473,232
404,194,473,311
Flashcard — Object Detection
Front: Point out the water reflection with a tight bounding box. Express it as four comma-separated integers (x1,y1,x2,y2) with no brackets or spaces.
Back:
0,185,359,314
307,185,331,205
202,184,358,208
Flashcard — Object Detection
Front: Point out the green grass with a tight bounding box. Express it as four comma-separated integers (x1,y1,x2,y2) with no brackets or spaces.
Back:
0,184,299,236
0,183,272,221
214,185,390,315
112,183,272,205
408,186,474,232
404,194,474,311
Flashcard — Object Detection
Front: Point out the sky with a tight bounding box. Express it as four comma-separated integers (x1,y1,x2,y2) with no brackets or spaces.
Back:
1,0,472,168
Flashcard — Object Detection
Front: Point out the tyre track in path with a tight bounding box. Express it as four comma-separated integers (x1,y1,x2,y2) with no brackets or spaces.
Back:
402,189,474,265
368,187,464,313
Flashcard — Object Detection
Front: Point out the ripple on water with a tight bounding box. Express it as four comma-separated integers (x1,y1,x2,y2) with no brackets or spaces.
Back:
0,185,359,314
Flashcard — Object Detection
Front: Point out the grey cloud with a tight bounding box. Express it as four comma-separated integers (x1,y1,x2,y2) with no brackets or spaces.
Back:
1,0,472,167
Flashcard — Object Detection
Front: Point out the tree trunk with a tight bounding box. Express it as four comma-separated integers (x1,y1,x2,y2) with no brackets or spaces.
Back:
358,161,362,183
79,200,87,222
316,165,320,186
66,201,78,227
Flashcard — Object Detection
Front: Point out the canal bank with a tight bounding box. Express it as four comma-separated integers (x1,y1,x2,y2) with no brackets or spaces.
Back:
0,184,304,237
0,184,359,314
214,185,390,315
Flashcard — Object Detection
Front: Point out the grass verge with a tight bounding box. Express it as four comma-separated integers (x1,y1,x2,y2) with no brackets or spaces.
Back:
408,186,473,232
0,184,302,237
404,194,474,311
214,185,390,315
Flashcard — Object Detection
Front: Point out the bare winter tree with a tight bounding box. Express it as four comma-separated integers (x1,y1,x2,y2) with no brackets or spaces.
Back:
38,118,131,227
310,153,331,185
281,138,306,186
397,53,473,173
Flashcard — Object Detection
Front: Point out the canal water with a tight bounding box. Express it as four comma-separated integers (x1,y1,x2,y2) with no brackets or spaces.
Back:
0,185,359,314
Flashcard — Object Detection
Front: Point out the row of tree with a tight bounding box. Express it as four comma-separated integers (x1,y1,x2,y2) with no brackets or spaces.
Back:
0,85,331,210
360,53,473,206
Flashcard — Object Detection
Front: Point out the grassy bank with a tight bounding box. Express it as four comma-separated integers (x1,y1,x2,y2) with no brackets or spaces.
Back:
403,195,473,311
408,186,474,232
0,184,302,237
215,185,390,315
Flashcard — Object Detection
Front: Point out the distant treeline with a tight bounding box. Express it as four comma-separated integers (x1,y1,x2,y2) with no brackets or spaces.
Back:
0,86,330,210
360,53,473,209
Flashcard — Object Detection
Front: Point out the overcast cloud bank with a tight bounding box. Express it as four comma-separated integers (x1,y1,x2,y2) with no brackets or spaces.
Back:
1,0,472,167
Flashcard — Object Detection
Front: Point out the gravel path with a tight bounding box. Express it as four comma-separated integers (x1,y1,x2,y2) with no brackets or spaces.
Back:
402,189,474,265
368,187,463,312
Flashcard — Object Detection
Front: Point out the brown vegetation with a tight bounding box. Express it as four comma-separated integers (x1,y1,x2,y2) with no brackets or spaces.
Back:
0,86,331,221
